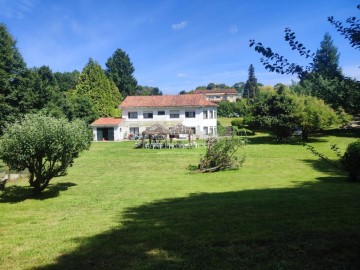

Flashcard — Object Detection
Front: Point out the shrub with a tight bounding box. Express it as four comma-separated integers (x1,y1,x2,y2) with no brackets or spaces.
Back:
231,119,243,128
341,140,360,181
196,137,245,173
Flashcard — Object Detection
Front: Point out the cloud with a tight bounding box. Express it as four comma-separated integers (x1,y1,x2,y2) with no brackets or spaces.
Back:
229,25,238,34
177,73,187,78
172,21,188,30
0,0,37,19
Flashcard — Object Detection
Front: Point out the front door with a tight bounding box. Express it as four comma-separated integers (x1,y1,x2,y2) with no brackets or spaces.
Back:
97,128,114,141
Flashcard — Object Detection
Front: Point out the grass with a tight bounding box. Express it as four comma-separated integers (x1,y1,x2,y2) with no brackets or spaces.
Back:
1,130,360,269
217,117,240,127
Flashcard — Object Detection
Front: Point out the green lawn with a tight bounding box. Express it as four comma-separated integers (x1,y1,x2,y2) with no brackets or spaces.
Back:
218,117,239,127
1,131,360,269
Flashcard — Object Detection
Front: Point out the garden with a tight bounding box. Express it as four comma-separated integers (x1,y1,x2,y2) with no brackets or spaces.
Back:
1,125,359,269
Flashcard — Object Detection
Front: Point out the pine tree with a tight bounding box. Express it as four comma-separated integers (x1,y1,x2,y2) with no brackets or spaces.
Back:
313,32,341,78
243,64,258,99
75,59,122,117
105,49,137,98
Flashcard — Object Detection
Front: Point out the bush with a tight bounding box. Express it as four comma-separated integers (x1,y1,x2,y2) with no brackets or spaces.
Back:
341,140,360,181
196,137,245,173
231,119,243,128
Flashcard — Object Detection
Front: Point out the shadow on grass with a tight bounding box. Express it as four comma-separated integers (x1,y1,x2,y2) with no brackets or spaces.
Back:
248,135,328,146
0,182,77,203
321,128,360,138
35,182,360,269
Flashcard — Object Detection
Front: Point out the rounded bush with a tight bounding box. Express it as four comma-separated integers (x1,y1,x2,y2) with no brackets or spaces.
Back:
341,140,360,181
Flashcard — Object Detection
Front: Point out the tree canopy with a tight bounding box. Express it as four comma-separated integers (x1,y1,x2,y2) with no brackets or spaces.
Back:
0,114,91,195
105,48,137,98
75,58,122,118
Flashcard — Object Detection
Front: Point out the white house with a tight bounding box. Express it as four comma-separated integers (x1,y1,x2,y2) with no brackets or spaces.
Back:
119,94,218,139
193,88,238,103
91,94,218,141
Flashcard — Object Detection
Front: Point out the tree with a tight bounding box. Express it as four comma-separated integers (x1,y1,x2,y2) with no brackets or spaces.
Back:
135,86,163,96
249,5,360,114
328,5,360,50
0,114,91,195
195,137,245,173
105,49,137,97
0,23,27,133
245,87,338,141
243,64,258,99
63,91,97,124
313,33,341,78
75,59,122,117
54,70,80,92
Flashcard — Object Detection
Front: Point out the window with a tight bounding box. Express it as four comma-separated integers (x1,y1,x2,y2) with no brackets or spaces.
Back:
130,127,139,135
214,110,217,119
158,111,165,115
203,110,208,119
209,110,214,119
143,111,153,119
185,111,195,118
203,126,208,135
210,126,214,135
191,127,196,134
128,112,138,119
170,110,179,118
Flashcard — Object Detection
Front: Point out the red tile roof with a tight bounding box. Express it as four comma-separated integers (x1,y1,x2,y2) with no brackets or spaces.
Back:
120,94,217,108
91,118,124,126
193,88,238,94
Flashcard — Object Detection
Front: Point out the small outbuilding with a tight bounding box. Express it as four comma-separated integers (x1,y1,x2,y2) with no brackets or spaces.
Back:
91,118,124,141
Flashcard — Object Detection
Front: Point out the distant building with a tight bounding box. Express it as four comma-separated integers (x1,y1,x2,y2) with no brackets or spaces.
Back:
193,88,238,103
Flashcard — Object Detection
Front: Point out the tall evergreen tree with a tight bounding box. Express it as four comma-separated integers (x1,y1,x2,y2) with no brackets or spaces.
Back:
0,23,27,132
105,49,137,97
313,32,341,78
75,59,122,117
243,64,258,99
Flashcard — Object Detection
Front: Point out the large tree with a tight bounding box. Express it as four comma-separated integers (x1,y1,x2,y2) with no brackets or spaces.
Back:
0,114,91,195
75,59,122,117
243,64,258,99
313,32,341,78
105,49,137,97
0,23,27,133
249,5,360,114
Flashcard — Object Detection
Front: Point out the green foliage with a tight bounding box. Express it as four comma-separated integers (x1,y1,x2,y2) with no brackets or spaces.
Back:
246,89,338,141
313,33,341,78
54,70,80,92
231,119,243,128
0,114,91,195
216,120,226,136
197,137,245,172
135,85,163,96
341,140,360,181
105,48,137,97
243,64,258,99
75,59,122,117
249,6,360,114
217,100,248,117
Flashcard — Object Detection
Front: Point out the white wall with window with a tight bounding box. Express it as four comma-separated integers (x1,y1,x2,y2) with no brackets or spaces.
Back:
121,106,217,138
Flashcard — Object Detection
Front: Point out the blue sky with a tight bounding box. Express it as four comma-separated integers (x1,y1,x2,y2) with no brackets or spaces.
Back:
0,0,359,94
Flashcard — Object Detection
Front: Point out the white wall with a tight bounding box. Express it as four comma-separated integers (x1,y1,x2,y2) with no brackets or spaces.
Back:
122,106,217,138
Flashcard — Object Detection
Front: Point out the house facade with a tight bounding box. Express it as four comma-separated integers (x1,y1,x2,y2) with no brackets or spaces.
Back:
193,88,238,103
119,94,218,139
91,94,218,141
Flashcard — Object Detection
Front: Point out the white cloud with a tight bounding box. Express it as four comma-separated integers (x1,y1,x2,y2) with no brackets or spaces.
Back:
172,21,188,30
229,25,238,34
177,73,187,77
0,0,37,19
